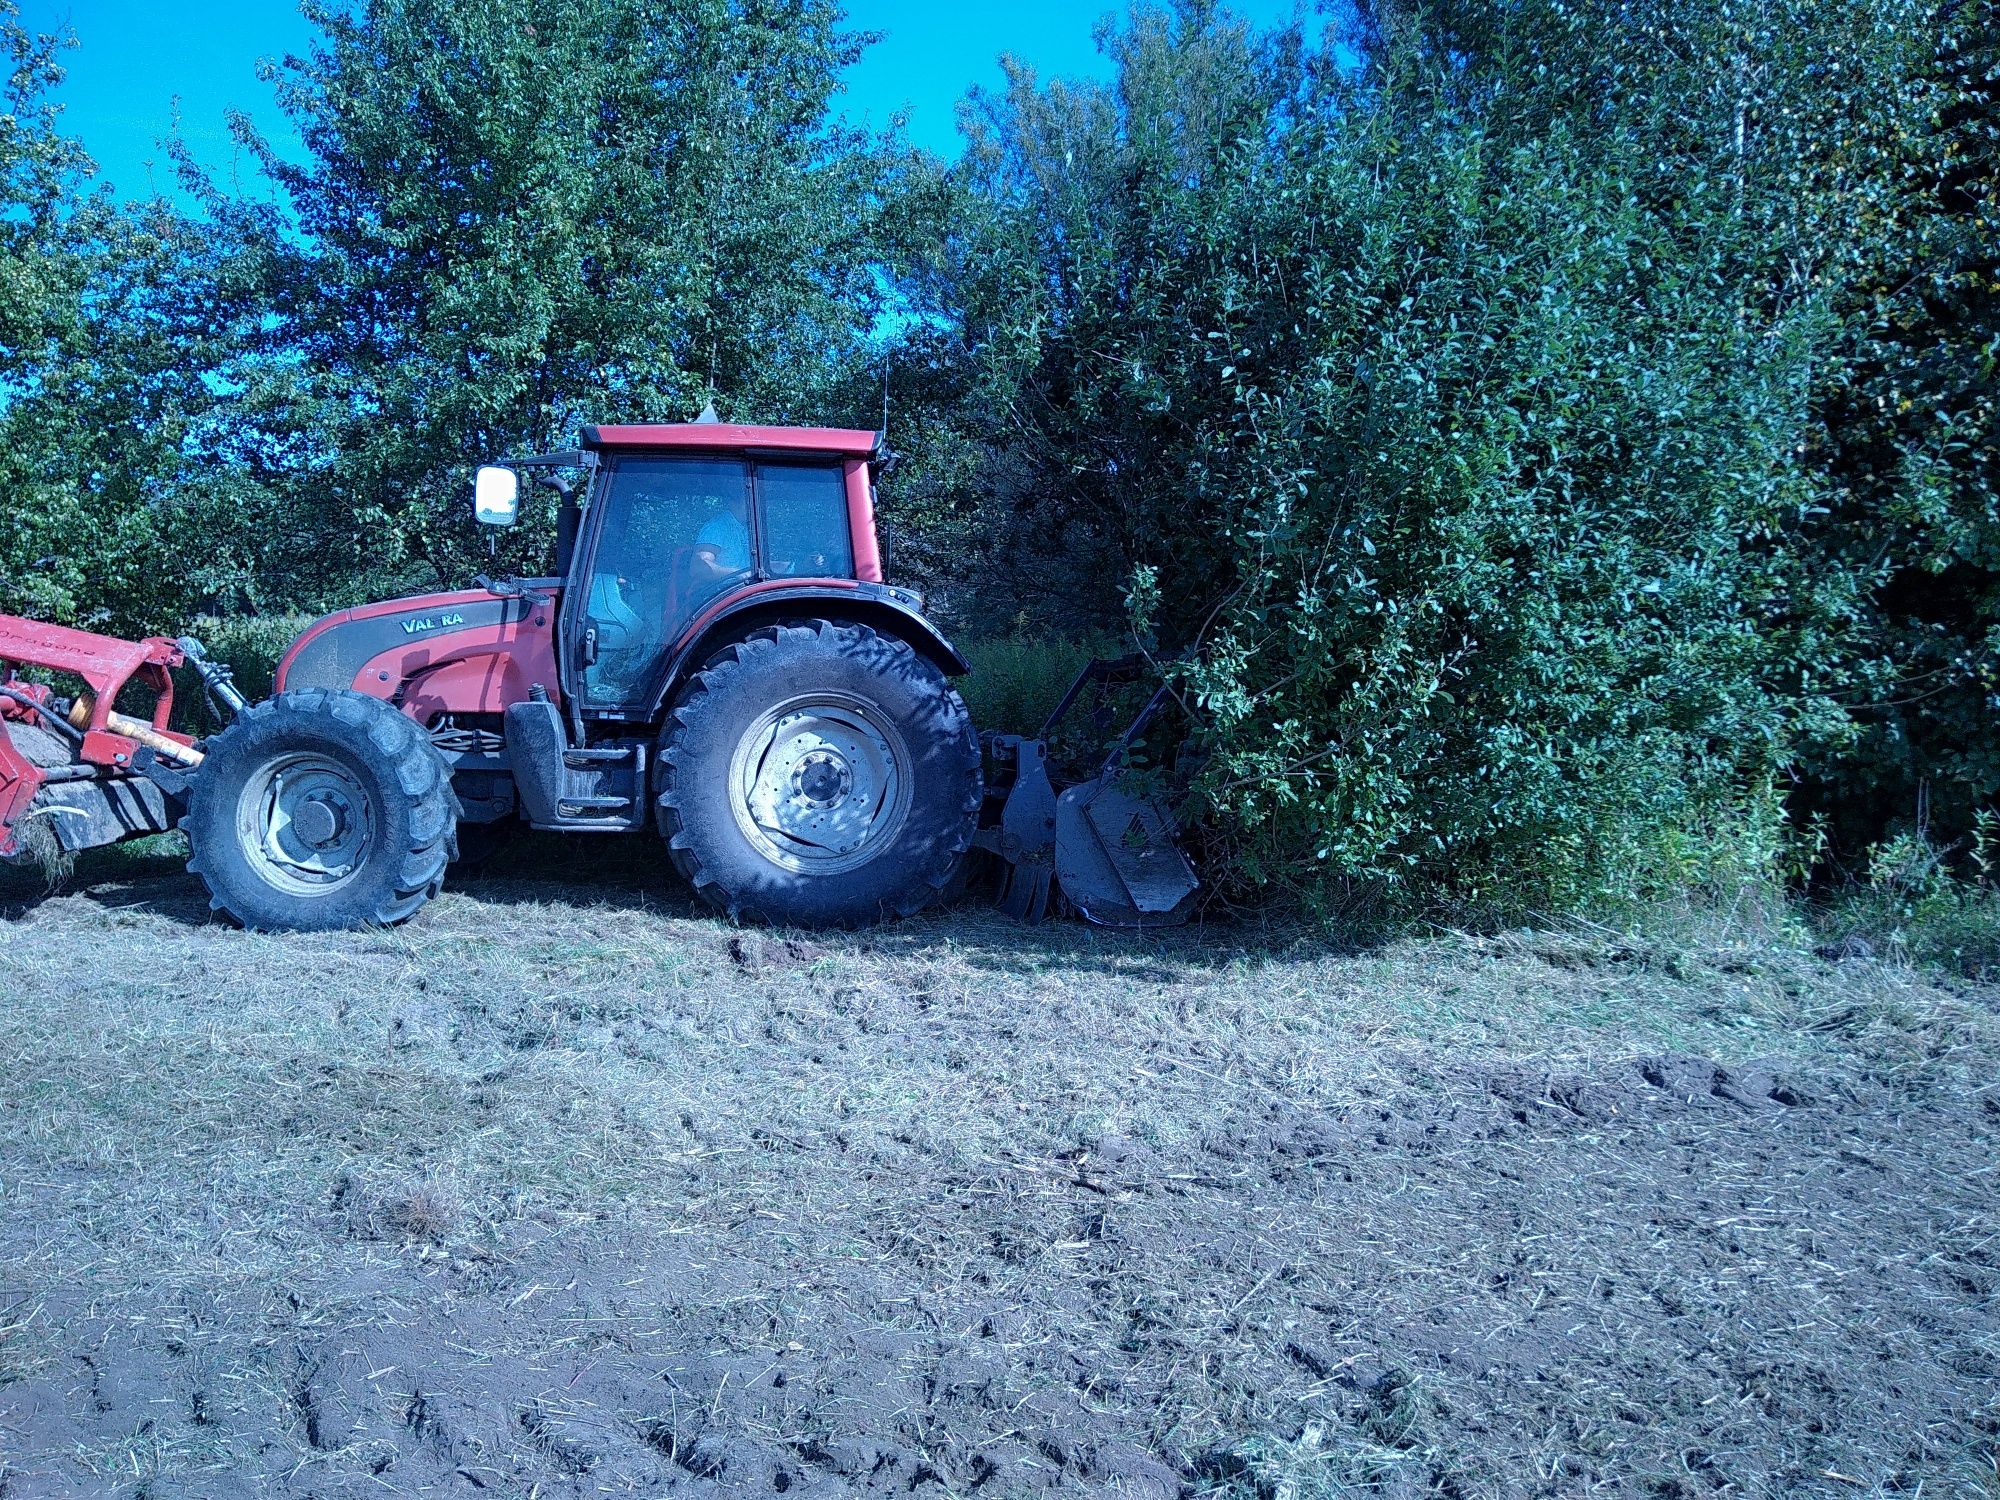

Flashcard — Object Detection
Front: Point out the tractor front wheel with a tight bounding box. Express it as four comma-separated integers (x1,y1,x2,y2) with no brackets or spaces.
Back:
183,689,455,931
657,622,980,926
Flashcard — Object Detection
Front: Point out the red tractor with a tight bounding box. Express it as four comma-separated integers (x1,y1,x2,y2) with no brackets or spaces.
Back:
0,420,1197,930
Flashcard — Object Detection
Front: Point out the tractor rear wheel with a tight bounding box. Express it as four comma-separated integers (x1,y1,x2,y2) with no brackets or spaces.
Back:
183,689,455,931
657,622,980,927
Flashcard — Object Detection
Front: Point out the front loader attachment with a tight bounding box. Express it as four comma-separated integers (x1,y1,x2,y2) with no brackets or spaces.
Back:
978,655,1200,928
0,618,203,867
0,620,250,871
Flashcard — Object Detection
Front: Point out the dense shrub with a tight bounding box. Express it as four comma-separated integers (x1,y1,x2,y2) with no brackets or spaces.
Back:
1821,819,2000,979
1792,8,2000,856
169,614,315,732
956,635,1118,739
894,0,1994,918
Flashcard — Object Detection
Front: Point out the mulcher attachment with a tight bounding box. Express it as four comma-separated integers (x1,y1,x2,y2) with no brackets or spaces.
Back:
979,656,1200,928
985,735,1060,921
1053,772,1200,926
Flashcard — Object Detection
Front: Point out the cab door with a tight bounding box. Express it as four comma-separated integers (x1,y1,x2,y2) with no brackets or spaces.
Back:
567,455,754,712
564,452,861,714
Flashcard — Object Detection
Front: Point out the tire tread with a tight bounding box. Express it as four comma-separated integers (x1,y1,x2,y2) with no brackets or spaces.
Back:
183,689,455,931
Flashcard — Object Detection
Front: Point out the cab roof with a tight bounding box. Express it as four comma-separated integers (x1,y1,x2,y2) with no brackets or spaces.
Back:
581,423,883,461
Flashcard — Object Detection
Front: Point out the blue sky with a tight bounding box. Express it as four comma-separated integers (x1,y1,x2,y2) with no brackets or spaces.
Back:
24,0,1303,207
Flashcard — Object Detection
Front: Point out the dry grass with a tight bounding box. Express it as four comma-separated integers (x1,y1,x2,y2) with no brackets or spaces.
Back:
0,835,1995,1498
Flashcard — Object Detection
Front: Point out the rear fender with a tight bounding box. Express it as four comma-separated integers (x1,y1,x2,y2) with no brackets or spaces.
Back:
647,581,968,718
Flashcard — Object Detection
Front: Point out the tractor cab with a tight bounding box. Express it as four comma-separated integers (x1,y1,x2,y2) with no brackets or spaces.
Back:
474,422,894,719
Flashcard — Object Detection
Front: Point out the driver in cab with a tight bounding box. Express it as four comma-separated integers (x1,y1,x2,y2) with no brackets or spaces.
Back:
587,480,751,696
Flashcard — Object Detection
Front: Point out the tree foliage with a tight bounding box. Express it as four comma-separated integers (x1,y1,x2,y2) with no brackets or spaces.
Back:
898,0,1998,911
0,2,237,632
1798,3,2000,857
193,0,892,604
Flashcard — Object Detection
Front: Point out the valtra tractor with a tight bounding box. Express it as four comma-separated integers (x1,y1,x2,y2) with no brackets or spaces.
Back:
0,420,1198,931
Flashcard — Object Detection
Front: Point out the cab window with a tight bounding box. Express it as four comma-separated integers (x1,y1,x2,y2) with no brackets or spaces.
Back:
756,463,853,579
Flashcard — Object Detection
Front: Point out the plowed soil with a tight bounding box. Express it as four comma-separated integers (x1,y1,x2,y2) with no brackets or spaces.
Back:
0,842,1995,1497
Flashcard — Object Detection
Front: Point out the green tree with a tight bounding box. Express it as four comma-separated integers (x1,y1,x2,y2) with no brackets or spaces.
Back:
204,0,893,605
1797,3,2000,858
1408,0,2000,865
0,2,239,633
884,7,1307,631
909,0,1954,915
0,0,93,621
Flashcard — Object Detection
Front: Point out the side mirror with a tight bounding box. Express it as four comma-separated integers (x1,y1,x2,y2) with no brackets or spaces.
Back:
473,465,519,526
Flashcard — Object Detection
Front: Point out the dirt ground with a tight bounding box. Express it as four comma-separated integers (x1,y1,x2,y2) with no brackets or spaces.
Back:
0,839,1995,1498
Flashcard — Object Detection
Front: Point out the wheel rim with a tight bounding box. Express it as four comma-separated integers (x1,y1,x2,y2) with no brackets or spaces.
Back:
234,751,376,896
728,691,912,875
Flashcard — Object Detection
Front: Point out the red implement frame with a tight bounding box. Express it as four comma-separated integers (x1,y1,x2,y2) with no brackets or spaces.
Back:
0,615,194,856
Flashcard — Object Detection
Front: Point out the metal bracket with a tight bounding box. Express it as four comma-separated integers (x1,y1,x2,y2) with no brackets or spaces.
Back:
128,743,194,800
983,735,1059,922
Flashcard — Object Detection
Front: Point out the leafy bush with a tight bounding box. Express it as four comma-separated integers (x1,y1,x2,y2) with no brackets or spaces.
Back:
1793,10,2000,858
901,0,1992,920
1821,817,2000,979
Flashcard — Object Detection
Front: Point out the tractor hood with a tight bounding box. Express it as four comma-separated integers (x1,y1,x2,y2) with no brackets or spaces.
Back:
276,584,564,717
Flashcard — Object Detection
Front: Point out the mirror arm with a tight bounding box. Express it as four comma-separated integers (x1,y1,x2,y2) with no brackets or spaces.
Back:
473,573,552,608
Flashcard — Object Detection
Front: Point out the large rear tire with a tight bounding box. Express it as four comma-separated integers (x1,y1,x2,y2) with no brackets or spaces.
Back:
183,689,455,931
657,622,980,926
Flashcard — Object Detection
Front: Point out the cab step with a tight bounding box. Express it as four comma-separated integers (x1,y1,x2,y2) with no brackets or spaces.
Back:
503,699,650,832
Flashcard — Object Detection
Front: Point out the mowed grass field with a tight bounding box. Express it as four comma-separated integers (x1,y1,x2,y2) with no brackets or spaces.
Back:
0,837,1996,1498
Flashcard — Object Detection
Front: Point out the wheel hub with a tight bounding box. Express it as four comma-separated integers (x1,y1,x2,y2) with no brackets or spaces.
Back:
234,753,376,893
291,795,346,847
731,694,912,873
793,750,852,807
